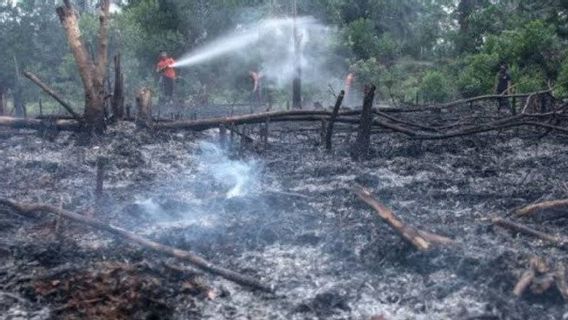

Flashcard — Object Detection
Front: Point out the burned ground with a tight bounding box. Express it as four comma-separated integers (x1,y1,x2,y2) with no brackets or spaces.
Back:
1,117,568,319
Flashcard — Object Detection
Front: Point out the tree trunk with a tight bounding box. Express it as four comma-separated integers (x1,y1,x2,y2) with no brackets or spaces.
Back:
13,56,26,118
292,0,302,109
325,90,345,151
351,85,376,160
0,85,6,115
56,0,110,135
13,90,25,118
111,54,124,121
136,88,153,128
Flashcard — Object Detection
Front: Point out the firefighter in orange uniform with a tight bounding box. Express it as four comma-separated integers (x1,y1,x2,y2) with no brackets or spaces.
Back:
156,51,176,102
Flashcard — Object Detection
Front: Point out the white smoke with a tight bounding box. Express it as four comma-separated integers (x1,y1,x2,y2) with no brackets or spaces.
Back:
172,16,344,100
196,141,259,199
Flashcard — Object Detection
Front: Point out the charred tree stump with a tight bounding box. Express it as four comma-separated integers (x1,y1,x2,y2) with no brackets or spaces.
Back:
23,71,82,122
325,90,345,151
95,157,106,201
320,119,327,146
135,88,153,128
292,1,302,109
261,117,270,148
219,125,227,147
111,54,125,122
351,85,376,160
0,85,5,115
56,0,110,135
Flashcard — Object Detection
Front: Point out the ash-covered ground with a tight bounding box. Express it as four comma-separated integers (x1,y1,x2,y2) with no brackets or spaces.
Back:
1,119,568,320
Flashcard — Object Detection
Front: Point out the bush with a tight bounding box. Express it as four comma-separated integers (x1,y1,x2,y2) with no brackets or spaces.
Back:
418,70,455,103
556,55,568,98
457,53,500,97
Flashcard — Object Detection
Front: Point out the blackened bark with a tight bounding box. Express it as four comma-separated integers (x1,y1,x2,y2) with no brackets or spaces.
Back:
325,90,345,151
351,85,376,160
111,54,124,121
0,85,5,115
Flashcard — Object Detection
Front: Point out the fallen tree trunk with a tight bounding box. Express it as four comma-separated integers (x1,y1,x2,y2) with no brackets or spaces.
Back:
153,110,345,131
379,90,553,113
515,199,568,218
0,116,80,131
22,71,83,122
353,185,453,251
0,199,272,292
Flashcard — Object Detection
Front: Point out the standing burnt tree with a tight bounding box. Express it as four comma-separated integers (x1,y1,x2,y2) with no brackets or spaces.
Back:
56,0,110,134
351,85,376,160
291,0,302,109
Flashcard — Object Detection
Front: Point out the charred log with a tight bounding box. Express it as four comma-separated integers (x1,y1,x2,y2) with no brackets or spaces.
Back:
0,116,80,131
492,217,568,247
515,199,568,218
0,199,272,292
353,185,453,251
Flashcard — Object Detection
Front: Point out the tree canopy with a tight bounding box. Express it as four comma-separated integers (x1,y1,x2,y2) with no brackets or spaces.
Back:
0,0,567,113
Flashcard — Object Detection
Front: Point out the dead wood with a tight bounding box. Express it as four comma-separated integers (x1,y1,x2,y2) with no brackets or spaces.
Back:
353,185,454,251
135,88,153,128
0,116,80,131
325,90,345,151
111,54,124,121
492,217,568,247
351,85,376,160
0,199,272,292
152,110,342,131
515,199,568,218
380,90,552,113
513,256,548,297
514,268,535,297
555,263,568,302
22,71,83,122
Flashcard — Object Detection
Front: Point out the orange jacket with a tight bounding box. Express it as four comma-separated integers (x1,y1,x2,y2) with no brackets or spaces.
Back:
157,58,176,79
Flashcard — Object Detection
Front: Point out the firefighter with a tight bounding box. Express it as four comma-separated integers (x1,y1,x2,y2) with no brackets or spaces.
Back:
495,62,512,112
156,51,176,102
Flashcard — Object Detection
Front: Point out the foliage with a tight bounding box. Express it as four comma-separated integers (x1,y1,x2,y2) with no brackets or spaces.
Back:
1,0,568,112
418,70,456,103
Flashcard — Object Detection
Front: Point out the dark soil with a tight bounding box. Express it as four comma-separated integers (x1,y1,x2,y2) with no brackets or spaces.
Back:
1,116,568,319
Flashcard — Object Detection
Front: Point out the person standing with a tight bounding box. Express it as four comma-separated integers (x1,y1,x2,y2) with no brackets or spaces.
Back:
495,62,512,112
156,51,176,102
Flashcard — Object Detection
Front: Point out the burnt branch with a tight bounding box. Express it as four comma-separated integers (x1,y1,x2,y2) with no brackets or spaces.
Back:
0,199,273,292
353,185,454,251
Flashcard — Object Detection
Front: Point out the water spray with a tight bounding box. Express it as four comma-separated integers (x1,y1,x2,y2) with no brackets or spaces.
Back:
171,17,316,69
